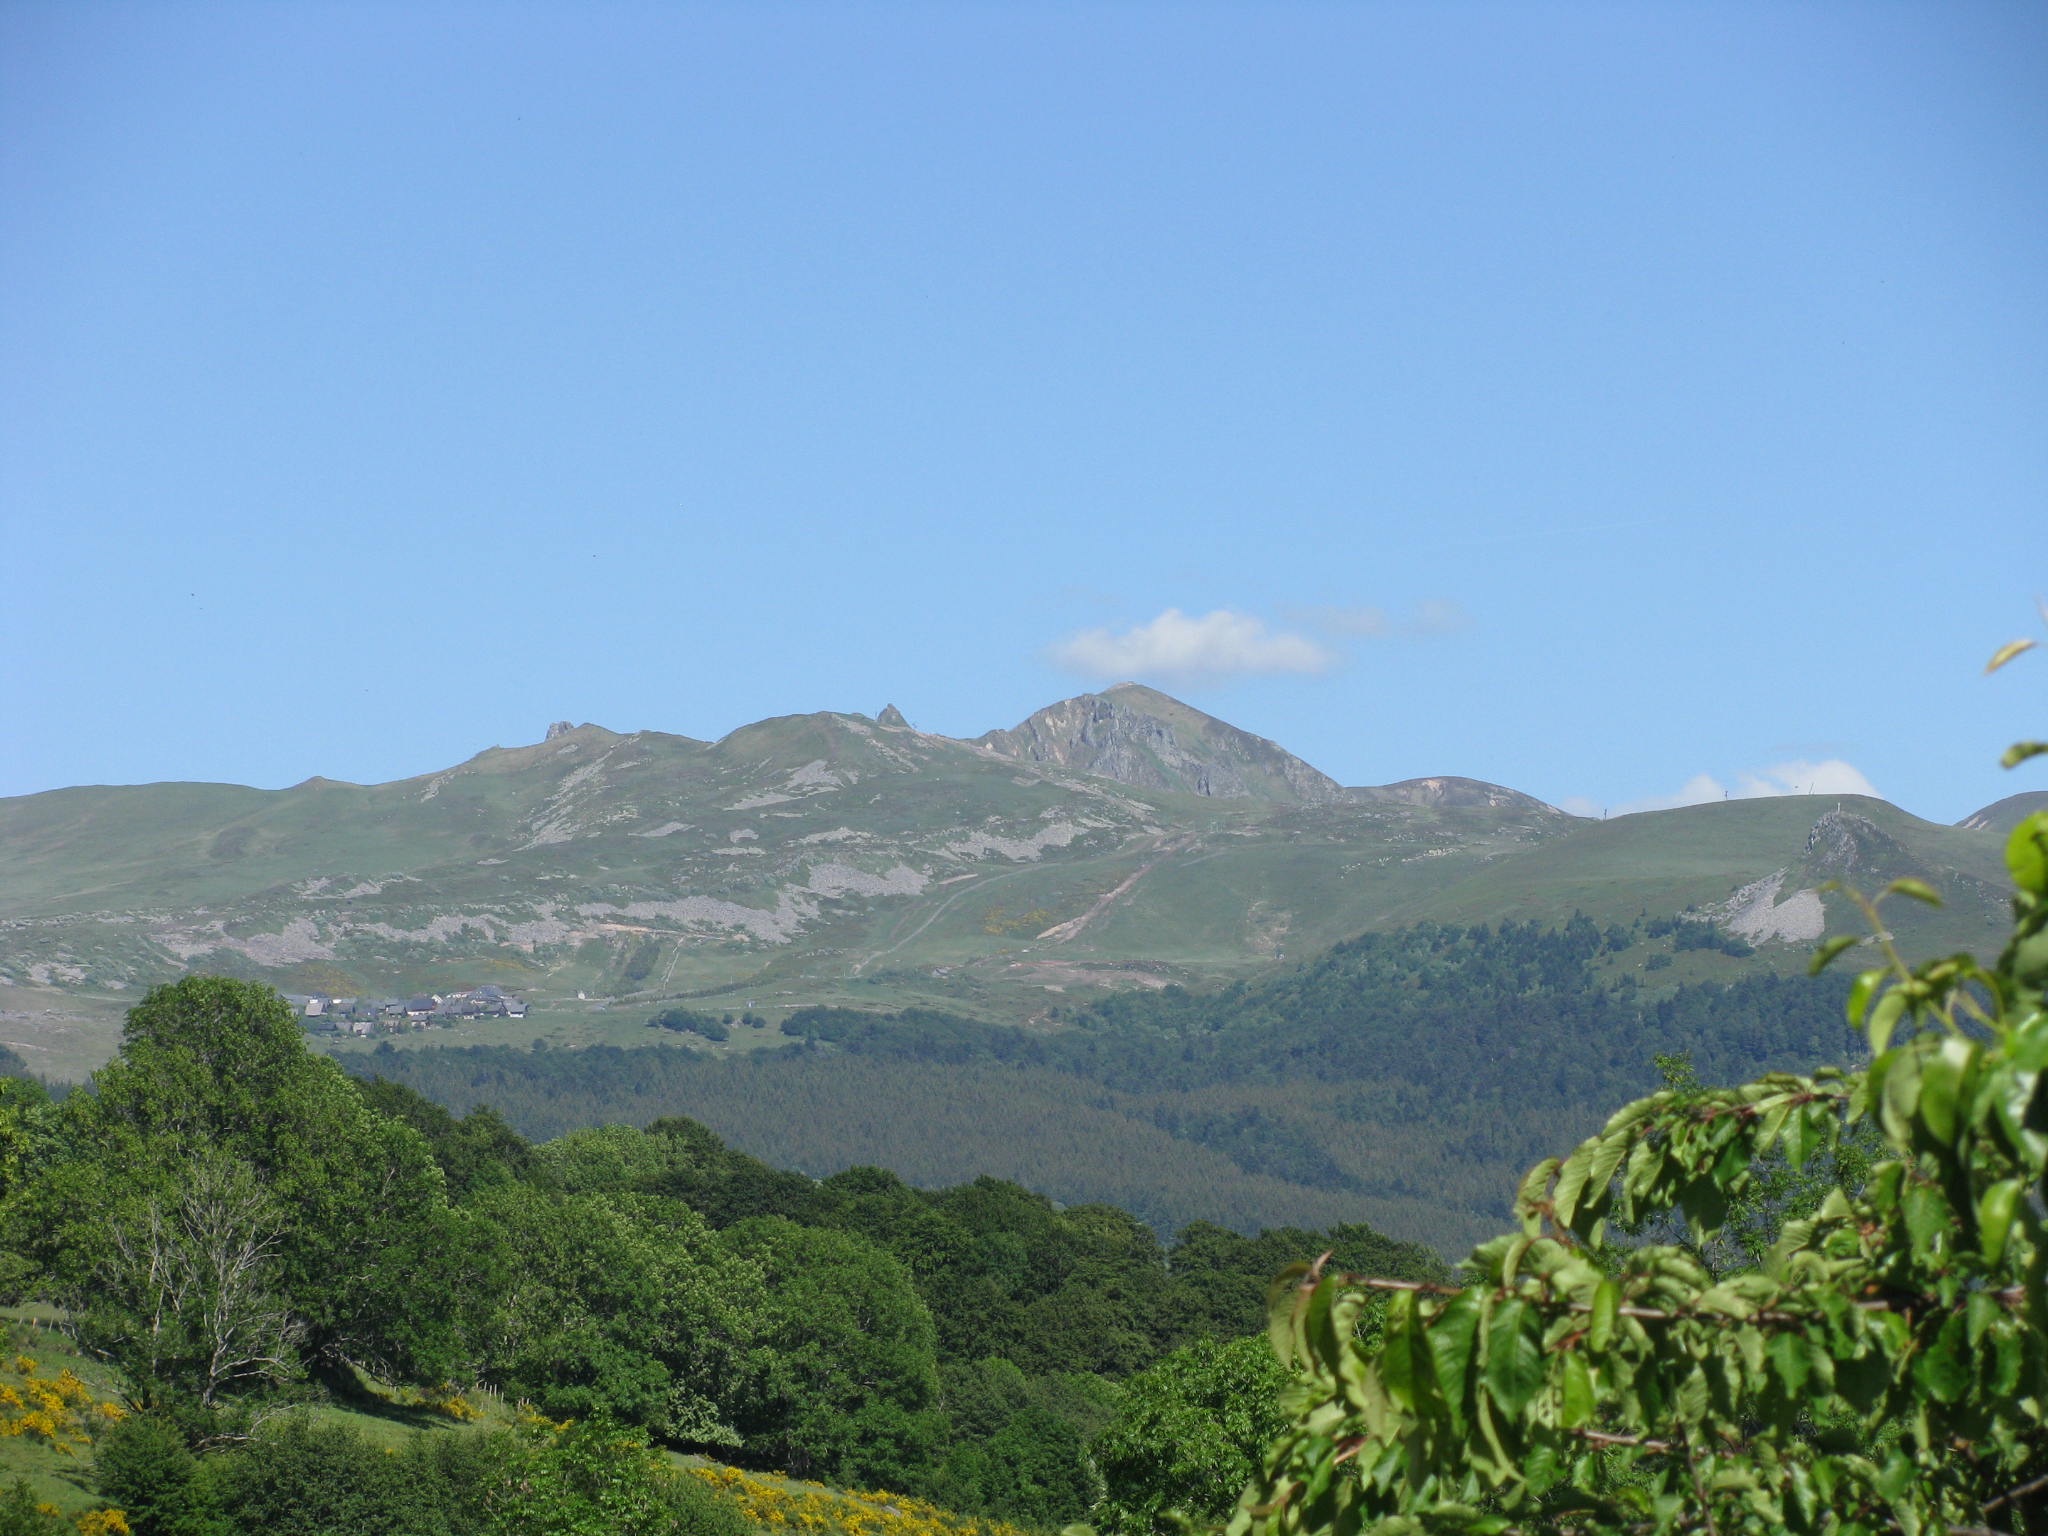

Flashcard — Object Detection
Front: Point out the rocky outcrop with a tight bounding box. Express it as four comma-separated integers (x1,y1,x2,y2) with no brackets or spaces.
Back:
545,720,578,741
975,684,1347,803
878,704,910,728
1803,806,1906,879
975,685,1556,811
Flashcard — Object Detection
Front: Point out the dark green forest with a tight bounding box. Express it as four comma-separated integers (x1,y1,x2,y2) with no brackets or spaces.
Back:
361,918,1854,1249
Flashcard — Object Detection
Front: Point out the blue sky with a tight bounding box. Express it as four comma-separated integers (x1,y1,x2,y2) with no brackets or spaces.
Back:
3,1,2043,823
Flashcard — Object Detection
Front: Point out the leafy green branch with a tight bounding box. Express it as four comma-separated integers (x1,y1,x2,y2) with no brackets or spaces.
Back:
1235,640,2048,1536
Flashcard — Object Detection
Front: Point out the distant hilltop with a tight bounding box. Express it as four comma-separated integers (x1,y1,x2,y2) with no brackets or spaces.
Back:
970,681,1552,811
0,683,2020,1051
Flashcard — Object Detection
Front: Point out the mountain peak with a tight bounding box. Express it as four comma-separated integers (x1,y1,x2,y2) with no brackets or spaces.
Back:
878,703,910,728
975,687,1346,804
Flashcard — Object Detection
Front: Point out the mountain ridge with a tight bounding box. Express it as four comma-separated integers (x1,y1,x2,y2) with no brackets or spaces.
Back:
0,687,2012,1081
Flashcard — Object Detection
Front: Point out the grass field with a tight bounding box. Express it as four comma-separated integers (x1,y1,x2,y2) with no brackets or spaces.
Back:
0,1308,125,1515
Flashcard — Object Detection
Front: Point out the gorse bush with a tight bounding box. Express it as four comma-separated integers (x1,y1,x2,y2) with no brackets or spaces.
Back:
0,1353,124,1455
0,1481,128,1536
683,1462,1032,1536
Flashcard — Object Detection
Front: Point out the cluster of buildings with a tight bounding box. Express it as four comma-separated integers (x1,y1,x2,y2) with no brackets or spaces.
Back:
287,984,529,1036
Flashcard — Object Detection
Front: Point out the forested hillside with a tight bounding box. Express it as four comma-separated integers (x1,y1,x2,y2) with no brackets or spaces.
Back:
358,917,1854,1252
0,976,1442,1533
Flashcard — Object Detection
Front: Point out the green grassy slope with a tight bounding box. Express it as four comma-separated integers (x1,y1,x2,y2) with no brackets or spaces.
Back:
1960,789,2048,835
1,702,2012,1087
1405,794,2007,957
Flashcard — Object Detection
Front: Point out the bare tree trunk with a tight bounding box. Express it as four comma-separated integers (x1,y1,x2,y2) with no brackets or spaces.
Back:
81,1155,302,1409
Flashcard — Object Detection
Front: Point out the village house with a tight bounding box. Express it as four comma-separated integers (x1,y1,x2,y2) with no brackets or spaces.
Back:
292,985,531,1033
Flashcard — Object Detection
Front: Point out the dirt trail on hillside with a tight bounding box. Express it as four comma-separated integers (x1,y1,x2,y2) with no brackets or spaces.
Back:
851,862,1043,975
1036,833,1200,944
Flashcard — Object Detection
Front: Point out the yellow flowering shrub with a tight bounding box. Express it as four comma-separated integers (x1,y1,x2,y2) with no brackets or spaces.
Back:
417,1381,484,1422
0,1475,128,1536
0,1356,125,1456
684,1464,1033,1536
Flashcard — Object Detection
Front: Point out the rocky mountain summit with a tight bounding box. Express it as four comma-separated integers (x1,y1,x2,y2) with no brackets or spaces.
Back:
975,683,1350,803
973,682,1551,813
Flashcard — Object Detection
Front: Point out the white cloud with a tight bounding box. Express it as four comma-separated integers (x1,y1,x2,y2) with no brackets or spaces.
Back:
1734,759,1881,800
1050,608,1335,683
1572,759,1882,819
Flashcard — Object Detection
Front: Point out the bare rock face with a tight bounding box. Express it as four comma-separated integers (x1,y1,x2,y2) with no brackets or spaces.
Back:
975,683,1347,804
1802,805,1931,889
545,721,578,742
877,704,910,728
1803,807,1887,877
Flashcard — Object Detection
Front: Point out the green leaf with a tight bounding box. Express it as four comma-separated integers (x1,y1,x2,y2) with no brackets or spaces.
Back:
1810,935,1859,974
1915,1042,1965,1146
1879,1048,1921,1144
1846,967,1885,1026
1378,1306,1423,1410
1551,1142,1598,1230
1522,1441,1566,1498
2004,740,2048,768
1694,1284,1757,1320
1559,1350,1595,1428
1427,1292,1482,1430
1580,1132,1629,1225
1966,1288,2001,1348
1913,1312,1971,1404
1266,1263,1311,1366
1993,1329,2024,1395
1484,1297,1544,1420
1867,988,1910,1057
1780,1108,1813,1171
1804,1336,1836,1395
2009,814,2048,897
1672,1365,1709,1427
1768,1329,1810,1398
1587,1279,1619,1354
1902,1180,1953,1256
1515,1157,1561,1235
1600,1096,1663,1138
1499,1234,1533,1287
1736,1321,1766,1391
1979,1178,2022,1268
1882,877,1943,908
